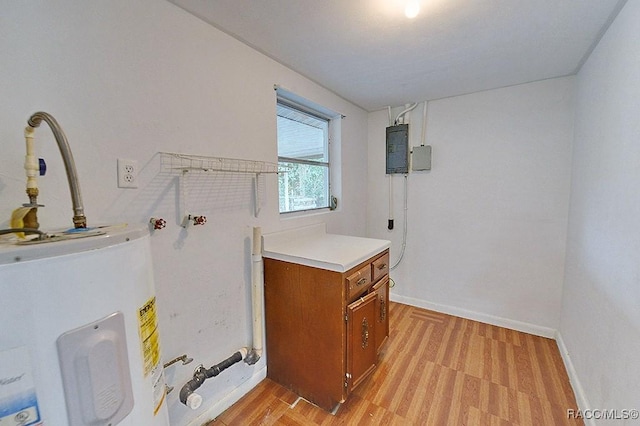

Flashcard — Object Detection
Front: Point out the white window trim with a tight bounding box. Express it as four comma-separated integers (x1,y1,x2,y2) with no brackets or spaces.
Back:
275,86,342,215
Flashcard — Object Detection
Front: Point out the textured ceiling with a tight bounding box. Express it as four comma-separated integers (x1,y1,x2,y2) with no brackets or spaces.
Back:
169,0,627,111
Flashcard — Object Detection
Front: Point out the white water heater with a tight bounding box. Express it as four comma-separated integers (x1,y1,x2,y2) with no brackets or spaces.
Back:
0,225,170,426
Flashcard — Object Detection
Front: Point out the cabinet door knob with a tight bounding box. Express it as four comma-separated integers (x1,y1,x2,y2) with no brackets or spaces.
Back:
357,277,368,286
377,263,387,270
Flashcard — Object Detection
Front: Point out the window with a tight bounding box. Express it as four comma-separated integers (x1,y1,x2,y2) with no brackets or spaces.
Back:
277,97,333,213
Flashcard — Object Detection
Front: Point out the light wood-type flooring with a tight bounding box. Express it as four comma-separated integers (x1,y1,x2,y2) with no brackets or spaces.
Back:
207,302,583,425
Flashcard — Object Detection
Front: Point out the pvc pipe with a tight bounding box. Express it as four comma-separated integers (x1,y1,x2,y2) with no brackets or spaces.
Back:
421,101,428,146
246,227,264,365
395,102,418,125
388,176,394,230
252,226,261,256
186,393,202,410
179,348,248,409
24,127,38,192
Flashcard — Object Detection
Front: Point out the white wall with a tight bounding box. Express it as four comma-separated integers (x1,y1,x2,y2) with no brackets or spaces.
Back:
0,2,367,425
367,77,575,335
560,0,640,420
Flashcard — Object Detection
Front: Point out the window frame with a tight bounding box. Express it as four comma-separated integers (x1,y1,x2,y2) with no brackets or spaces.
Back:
276,92,337,215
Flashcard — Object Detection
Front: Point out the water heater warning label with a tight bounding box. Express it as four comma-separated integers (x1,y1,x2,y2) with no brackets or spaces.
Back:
137,297,166,415
0,346,42,426
138,296,161,377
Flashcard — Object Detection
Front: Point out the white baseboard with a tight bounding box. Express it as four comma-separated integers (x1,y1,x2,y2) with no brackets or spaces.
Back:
188,366,267,426
555,332,594,426
390,293,556,338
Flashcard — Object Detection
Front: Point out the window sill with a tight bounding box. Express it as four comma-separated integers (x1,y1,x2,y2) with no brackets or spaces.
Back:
279,207,334,220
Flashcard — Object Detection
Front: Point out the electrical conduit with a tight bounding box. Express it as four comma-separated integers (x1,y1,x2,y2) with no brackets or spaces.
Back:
387,106,394,230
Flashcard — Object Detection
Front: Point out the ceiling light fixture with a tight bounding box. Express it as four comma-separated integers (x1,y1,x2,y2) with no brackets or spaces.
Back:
405,0,420,18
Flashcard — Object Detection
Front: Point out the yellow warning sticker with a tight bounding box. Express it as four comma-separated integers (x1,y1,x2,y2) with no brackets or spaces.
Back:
138,296,161,377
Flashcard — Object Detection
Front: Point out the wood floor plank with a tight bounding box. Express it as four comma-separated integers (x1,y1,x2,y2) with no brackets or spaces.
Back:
400,361,437,421
206,302,584,426
463,333,487,378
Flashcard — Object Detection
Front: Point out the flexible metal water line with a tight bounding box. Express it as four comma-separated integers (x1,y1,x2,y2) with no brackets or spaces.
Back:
27,112,86,228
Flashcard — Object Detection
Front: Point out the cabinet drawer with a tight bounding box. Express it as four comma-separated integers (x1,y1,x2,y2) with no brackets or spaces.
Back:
346,264,372,301
372,252,389,282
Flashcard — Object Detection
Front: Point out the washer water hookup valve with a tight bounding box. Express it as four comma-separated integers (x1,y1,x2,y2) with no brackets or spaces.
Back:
191,215,207,226
149,217,167,230
181,214,207,228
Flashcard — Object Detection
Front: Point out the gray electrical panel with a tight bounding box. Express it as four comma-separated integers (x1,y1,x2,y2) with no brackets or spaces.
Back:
386,124,409,174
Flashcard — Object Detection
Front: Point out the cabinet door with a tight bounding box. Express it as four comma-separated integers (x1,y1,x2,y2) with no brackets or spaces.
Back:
372,277,389,354
347,292,377,392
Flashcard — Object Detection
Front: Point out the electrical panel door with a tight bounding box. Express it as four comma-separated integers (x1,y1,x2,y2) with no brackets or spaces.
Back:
386,124,409,174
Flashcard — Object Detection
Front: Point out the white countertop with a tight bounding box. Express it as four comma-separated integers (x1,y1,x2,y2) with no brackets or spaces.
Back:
262,223,391,272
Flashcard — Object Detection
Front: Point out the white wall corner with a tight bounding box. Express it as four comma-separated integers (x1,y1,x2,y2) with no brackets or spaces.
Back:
554,331,595,426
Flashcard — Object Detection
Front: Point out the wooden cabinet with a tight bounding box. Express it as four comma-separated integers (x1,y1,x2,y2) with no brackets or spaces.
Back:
264,249,390,412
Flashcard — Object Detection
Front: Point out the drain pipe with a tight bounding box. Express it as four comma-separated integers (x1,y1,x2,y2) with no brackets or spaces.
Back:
179,347,248,410
244,226,264,365
179,228,263,409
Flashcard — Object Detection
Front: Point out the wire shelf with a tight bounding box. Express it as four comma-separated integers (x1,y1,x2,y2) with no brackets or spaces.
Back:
160,152,279,175
159,152,279,217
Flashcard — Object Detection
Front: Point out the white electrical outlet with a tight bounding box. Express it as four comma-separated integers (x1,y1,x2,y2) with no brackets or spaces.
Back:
117,158,138,188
